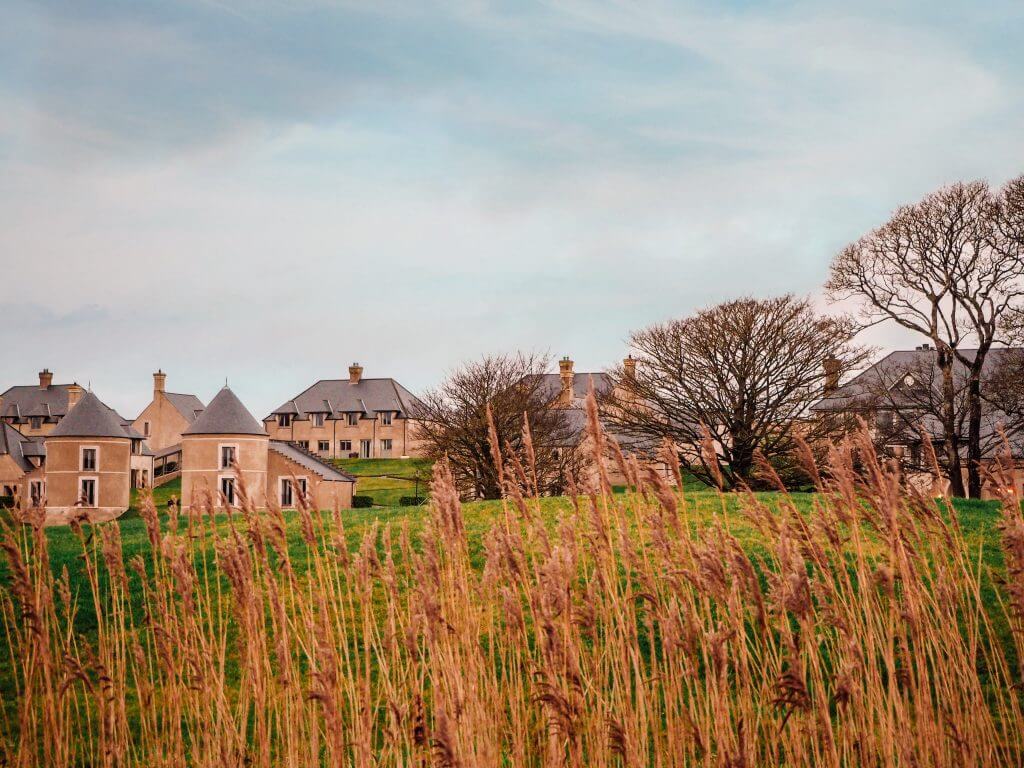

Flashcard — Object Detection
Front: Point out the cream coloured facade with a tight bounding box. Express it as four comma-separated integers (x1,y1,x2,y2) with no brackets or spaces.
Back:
181,386,356,513
132,370,205,452
264,364,424,460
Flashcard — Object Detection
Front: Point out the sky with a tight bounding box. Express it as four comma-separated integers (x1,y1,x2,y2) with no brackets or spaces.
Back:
2,0,1023,419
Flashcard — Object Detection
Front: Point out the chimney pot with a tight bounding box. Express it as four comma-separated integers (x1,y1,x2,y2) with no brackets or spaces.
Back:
153,369,167,395
349,363,363,384
39,369,53,390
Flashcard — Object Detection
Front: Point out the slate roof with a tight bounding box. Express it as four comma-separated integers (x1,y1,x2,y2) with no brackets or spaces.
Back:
0,423,35,472
50,392,131,439
536,372,613,407
268,378,423,421
811,347,1024,458
164,392,206,423
269,441,356,483
185,387,267,436
0,383,73,423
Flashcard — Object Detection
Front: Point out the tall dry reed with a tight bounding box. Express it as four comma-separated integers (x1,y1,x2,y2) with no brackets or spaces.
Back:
0,411,1022,766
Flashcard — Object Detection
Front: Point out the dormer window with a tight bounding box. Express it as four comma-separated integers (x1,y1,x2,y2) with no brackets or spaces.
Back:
279,414,292,427
312,413,325,427
30,417,42,430
347,413,359,427
380,411,393,426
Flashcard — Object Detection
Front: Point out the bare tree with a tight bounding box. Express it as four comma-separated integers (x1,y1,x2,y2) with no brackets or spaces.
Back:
601,295,868,490
827,178,1024,497
412,352,582,500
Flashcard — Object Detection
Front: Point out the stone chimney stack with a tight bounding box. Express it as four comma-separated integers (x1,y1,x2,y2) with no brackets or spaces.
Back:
558,357,574,407
823,356,841,395
39,369,53,390
153,369,167,396
349,363,363,385
67,382,84,410
623,355,637,381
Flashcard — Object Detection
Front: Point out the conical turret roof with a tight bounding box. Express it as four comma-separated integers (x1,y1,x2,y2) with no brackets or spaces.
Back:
50,391,130,439
183,387,266,436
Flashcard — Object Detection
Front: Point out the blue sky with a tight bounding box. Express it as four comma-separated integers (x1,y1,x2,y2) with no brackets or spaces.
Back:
2,0,1023,418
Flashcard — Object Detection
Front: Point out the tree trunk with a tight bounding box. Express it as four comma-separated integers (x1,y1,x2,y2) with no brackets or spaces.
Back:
939,350,966,497
966,363,984,499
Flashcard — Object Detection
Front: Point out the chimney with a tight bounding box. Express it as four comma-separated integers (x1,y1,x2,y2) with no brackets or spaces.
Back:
67,382,84,409
623,355,637,381
39,369,53,390
349,363,363,385
153,369,167,395
823,356,841,395
558,356,574,407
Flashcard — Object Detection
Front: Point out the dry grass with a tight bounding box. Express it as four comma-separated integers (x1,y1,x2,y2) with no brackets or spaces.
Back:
1,403,1023,766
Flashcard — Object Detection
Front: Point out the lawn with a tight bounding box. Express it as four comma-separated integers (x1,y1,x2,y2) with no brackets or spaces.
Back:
332,457,433,506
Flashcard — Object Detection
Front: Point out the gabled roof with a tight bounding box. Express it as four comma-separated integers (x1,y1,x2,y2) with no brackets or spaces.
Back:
184,387,267,436
0,423,35,472
164,392,206,423
267,378,423,420
0,383,73,423
269,440,356,483
50,392,131,439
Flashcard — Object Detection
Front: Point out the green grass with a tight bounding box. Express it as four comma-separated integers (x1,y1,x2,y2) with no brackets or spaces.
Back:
333,457,432,506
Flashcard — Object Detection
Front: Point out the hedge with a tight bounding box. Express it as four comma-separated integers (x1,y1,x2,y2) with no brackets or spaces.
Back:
398,496,426,507
352,495,374,509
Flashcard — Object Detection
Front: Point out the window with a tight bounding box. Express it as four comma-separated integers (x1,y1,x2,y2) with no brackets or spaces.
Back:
220,477,235,506
280,478,293,507
380,411,393,426
359,439,372,458
29,481,44,506
81,447,98,471
3,485,15,498
380,438,393,456
347,413,359,426
297,440,309,450
143,421,151,437
132,439,142,455
312,413,325,427
220,445,237,470
318,440,330,452
279,414,292,427
339,440,352,452
30,417,42,430
79,478,97,507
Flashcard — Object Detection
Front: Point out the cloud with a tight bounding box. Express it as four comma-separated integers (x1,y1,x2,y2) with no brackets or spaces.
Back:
1,0,1023,418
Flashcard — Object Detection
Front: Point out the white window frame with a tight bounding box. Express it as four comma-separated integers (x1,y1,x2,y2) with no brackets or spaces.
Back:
347,413,359,427
219,475,236,507
380,411,393,426
79,476,98,507
81,445,99,472
219,443,239,470
280,477,293,507
278,414,292,427
29,480,45,506
359,439,372,458
339,440,352,452
312,412,325,427
380,438,393,456
318,440,330,453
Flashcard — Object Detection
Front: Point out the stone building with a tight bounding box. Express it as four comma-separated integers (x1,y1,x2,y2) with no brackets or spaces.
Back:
132,370,205,452
182,386,355,513
264,364,423,460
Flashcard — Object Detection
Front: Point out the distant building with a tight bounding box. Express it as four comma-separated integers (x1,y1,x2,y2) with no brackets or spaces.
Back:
132,370,205,452
181,386,355,513
264,364,423,460
811,346,1024,498
0,386,154,524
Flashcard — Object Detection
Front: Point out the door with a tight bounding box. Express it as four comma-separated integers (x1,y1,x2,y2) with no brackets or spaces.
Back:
359,439,372,458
